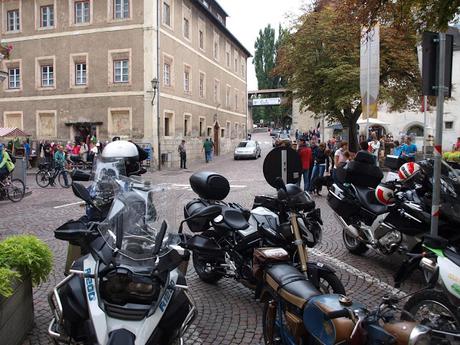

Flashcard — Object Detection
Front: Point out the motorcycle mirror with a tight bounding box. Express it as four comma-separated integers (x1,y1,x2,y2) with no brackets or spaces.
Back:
263,146,301,188
72,183,93,204
71,169,91,182
153,221,167,255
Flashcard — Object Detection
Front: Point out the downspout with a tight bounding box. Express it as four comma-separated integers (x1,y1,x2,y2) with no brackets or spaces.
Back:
156,0,161,170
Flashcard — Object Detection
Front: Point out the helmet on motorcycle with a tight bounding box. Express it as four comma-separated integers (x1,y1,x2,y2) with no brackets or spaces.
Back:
102,140,140,176
398,162,421,182
375,182,395,205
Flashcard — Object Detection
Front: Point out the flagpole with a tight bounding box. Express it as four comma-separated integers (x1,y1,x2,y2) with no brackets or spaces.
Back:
366,34,371,138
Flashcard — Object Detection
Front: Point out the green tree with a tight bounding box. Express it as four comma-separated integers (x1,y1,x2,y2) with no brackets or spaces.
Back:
253,24,290,126
275,5,421,150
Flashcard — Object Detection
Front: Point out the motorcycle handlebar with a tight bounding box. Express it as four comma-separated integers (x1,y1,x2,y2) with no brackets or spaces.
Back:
324,308,350,320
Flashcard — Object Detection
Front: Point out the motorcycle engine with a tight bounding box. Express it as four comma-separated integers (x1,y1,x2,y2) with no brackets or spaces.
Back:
377,229,402,254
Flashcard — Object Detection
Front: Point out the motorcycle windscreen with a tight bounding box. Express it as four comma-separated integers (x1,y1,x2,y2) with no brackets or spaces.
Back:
97,175,180,267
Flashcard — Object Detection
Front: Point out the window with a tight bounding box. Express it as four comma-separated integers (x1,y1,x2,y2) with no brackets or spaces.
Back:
114,0,129,19
7,10,20,31
225,42,230,68
183,17,189,39
3,112,23,129
8,68,20,89
183,65,191,93
114,60,129,83
214,79,220,103
221,128,224,138
445,121,454,130
75,63,87,85
234,89,238,111
226,85,231,107
163,112,174,137
241,60,245,77
163,1,171,26
164,63,171,86
41,65,54,87
37,111,57,138
75,1,90,23
199,117,205,136
226,121,231,137
109,108,131,136
41,5,54,28
199,30,204,49
199,72,205,98
183,114,191,136
213,30,219,60
207,127,212,137
234,55,238,73
164,117,170,136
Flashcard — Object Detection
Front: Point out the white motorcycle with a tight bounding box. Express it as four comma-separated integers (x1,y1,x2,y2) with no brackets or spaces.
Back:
47,168,213,345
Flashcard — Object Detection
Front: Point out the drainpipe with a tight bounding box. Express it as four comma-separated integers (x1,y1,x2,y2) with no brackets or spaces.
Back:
156,0,161,171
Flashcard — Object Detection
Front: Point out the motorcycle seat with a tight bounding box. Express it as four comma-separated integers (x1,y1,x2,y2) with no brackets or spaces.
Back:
223,208,249,230
445,248,460,267
353,186,388,215
265,264,320,309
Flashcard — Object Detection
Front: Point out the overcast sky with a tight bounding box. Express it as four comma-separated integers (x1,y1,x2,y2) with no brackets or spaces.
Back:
218,0,306,91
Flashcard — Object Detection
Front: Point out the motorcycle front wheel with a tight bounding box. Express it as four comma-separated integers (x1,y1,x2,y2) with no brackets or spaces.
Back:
342,229,368,255
316,271,345,295
403,289,460,332
192,252,224,284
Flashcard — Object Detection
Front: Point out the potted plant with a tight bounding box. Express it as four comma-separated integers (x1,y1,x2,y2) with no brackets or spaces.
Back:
0,235,52,345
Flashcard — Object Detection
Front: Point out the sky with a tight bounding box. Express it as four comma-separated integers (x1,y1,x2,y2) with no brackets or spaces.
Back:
218,0,306,91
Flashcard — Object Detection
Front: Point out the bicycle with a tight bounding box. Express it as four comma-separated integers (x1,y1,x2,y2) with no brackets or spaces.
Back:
35,165,71,188
0,175,25,202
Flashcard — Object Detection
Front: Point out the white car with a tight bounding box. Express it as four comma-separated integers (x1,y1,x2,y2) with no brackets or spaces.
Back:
234,140,261,160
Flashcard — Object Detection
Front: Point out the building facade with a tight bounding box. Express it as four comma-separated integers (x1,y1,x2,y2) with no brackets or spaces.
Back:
0,0,250,165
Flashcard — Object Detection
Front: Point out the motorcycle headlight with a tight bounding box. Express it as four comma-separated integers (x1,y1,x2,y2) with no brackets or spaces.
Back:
408,325,431,345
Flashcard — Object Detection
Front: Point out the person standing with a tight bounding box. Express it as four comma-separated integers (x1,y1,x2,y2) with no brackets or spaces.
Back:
333,141,348,181
369,133,380,166
401,136,417,162
297,138,313,191
209,138,215,161
23,140,31,169
54,145,69,186
0,144,15,181
202,138,212,163
178,140,187,169
310,142,327,191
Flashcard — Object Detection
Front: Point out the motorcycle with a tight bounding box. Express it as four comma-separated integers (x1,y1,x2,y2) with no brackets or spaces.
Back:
181,171,345,295
48,170,201,345
254,247,433,345
327,158,459,256
395,235,460,343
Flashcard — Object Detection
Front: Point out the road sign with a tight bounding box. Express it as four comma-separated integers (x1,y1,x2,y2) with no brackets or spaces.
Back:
263,147,301,188
252,98,282,106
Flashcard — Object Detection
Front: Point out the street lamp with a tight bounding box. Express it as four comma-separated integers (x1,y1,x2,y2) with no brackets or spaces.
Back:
151,77,158,105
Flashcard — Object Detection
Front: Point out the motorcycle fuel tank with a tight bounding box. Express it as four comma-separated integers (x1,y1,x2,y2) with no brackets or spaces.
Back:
303,294,365,345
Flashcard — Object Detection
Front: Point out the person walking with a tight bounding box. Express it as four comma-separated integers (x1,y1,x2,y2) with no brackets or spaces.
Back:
369,133,380,166
209,138,215,161
0,143,15,181
202,138,212,163
309,142,327,191
401,136,417,162
178,140,187,169
297,138,313,191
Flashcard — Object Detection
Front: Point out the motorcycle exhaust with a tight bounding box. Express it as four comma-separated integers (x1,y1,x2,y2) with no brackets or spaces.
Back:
334,214,360,238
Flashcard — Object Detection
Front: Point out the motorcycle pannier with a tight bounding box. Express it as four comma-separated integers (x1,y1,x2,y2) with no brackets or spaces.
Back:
252,247,290,281
327,190,360,219
184,199,212,232
189,171,230,200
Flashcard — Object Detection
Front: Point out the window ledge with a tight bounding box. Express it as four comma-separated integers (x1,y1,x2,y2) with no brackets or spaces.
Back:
4,88,22,93
36,86,56,91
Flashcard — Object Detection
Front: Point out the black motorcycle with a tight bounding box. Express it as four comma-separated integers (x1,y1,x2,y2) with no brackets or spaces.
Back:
181,171,345,295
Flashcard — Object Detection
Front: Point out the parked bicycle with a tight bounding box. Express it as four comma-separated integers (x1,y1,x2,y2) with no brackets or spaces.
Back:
0,175,25,202
36,165,71,188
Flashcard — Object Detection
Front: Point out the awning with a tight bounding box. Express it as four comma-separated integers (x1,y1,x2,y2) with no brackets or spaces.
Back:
0,127,30,137
357,118,389,126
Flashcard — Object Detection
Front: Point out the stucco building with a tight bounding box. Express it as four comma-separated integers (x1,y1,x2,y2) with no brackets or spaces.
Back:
0,0,250,165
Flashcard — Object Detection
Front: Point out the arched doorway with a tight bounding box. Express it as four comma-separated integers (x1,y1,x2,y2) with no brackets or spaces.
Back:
213,121,220,156
406,124,424,137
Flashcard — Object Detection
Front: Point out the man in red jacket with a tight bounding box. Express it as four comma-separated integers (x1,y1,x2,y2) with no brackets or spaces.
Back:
297,137,313,191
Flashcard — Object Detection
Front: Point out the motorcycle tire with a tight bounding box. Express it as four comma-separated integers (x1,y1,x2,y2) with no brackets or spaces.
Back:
342,229,368,255
317,271,346,295
192,251,224,284
402,289,460,332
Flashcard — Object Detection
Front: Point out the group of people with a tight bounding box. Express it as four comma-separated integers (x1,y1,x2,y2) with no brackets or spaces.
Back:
39,139,104,168
177,137,217,169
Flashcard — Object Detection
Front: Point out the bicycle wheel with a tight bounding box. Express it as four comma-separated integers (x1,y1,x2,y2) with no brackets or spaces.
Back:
7,179,25,202
58,171,71,188
36,170,50,188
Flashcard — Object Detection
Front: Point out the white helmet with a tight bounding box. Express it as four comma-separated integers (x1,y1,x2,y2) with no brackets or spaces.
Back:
375,182,395,205
398,162,421,181
102,140,140,176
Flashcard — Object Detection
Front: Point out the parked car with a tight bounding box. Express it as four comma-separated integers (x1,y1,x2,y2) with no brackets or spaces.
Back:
269,128,282,137
234,140,261,160
272,133,292,147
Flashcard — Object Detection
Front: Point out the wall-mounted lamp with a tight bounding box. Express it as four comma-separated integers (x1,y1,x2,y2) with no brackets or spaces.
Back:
151,77,158,105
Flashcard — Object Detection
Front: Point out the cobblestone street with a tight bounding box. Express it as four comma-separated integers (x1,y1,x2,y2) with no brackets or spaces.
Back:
1,132,423,345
